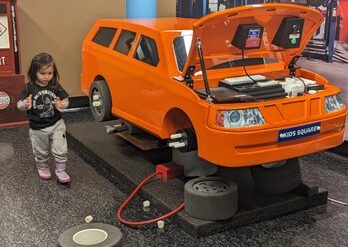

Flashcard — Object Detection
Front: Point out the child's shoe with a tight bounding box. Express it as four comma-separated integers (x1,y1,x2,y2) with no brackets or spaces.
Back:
55,162,71,183
37,163,52,180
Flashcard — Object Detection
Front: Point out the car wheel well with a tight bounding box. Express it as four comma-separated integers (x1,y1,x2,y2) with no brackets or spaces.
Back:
163,108,193,136
94,74,106,82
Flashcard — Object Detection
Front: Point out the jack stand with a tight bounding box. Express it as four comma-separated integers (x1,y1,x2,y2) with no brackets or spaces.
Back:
172,149,217,177
105,119,128,134
105,119,167,151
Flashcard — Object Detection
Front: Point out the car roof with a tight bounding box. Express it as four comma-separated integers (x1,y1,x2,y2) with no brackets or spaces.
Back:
97,18,195,33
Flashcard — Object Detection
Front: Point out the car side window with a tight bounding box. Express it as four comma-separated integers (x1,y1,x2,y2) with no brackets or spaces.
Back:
114,30,136,55
92,27,117,47
134,35,159,67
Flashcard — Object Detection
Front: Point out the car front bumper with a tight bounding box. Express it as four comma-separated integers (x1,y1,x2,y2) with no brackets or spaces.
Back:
197,111,346,167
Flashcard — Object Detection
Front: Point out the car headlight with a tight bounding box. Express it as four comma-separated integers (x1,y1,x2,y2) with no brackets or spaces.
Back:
325,94,344,113
215,108,265,128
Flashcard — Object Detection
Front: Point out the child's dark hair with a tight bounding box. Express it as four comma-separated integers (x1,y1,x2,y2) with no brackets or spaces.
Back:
27,53,60,86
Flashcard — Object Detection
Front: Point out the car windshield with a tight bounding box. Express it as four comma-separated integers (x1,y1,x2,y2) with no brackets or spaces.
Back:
173,31,193,72
207,57,279,70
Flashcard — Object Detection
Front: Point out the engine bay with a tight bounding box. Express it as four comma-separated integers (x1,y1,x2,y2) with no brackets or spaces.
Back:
195,74,325,103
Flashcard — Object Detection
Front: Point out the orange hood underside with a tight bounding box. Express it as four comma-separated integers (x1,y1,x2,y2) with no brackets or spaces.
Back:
182,3,323,76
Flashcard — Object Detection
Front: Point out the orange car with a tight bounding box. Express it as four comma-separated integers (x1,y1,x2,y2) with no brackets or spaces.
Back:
81,3,346,168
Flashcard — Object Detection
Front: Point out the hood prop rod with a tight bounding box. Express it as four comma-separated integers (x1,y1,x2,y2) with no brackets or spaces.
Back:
196,38,212,102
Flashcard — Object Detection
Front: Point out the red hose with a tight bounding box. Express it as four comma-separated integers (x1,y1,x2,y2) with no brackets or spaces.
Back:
116,171,185,226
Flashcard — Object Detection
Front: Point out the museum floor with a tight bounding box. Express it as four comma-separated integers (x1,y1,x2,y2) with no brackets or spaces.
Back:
0,57,347,247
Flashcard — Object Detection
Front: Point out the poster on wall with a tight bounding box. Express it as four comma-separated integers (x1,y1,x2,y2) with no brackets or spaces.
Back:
0,16,10,49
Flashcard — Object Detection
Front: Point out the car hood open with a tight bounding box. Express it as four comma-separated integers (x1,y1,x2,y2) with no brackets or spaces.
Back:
181,3,323,77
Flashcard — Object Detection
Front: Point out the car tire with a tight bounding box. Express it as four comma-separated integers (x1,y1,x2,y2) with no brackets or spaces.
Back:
250,158,302,194
58,223,122,247
184,176,238,221
89,80,112,122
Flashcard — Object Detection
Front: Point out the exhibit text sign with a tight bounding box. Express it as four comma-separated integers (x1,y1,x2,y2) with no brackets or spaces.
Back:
0,0,26,127
0,16,10,49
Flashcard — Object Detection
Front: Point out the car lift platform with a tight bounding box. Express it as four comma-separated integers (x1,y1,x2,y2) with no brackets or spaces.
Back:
66,119,328,238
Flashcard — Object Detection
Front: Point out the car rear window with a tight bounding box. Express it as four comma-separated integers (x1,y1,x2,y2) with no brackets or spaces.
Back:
114,30,136,55
92,27,117,47
134,35,159,66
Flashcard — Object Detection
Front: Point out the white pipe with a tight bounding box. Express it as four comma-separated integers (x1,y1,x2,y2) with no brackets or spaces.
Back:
173,142,186,148
170,133,183,139
92,101,101,107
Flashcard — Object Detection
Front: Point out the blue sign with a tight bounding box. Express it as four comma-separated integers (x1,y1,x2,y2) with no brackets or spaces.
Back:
278,122,321,142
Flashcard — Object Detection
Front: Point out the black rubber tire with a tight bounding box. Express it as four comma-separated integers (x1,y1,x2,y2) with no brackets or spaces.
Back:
184,176,238,221
89,80,112,122
58,223,122,247
250,158,302,194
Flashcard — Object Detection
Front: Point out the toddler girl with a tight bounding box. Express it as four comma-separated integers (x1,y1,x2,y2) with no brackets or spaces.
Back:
17,53,71,183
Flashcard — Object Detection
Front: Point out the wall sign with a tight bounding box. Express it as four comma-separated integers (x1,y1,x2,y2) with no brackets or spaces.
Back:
0,15,9,49
0,1,27,127
0,90,10,110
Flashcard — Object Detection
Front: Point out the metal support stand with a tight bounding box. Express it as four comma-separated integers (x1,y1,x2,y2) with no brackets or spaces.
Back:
303,0,348,63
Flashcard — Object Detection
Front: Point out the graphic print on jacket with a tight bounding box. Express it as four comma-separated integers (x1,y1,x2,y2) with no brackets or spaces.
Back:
32,90,57,118
19,81,69,129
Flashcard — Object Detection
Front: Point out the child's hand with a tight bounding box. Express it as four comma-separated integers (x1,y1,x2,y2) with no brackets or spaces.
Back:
25,94,32,110
55,97,67,112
